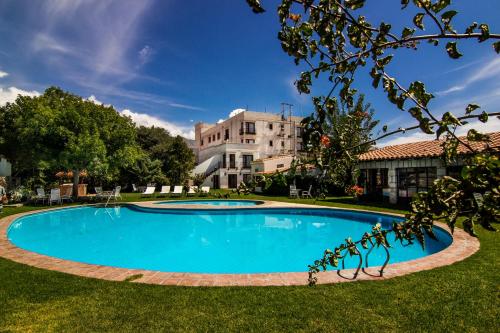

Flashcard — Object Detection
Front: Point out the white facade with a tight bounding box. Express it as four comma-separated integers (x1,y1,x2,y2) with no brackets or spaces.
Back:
358,157,462,204
193,111,304,188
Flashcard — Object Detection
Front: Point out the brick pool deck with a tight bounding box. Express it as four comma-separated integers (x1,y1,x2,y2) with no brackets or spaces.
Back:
0,201,480,286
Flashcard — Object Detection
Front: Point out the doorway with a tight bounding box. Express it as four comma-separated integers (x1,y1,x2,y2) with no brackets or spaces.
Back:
228,174,237,188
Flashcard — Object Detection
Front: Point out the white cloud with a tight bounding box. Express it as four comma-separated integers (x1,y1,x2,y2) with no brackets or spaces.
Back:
0,71,8,78
378,117,500,147
169,103,205,111
229,108,246,118
436,57,500,96
0,87,41,106
217,119,224,124
120,109,195,139
138,45,153,66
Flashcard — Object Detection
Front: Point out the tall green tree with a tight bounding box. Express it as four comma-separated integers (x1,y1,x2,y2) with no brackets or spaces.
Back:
303,94,379,190
135,126,195,185
0,87,142,195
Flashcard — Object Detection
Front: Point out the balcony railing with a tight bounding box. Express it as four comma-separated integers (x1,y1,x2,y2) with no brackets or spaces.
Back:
239,129,256,135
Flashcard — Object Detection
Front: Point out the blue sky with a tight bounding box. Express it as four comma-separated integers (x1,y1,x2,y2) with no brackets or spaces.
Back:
0,0,498,143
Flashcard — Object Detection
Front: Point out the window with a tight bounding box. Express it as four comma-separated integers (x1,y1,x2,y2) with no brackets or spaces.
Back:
241,139,243,143
269,140,273,147
208,136,211,143
296,127,304,138
224,129,229,140
297,142,303,151
277,163,284,168
246,139,255,144
222,154,227,168
217,132,220,140
269,123,273,130
229,154,236,168
212,134,215,141
242,174,252,184
201,139,204,146
360,168,389,198
281,141,285,147
242,155,253,169
280,123,285,130
397,167,437,202
245,122,256,134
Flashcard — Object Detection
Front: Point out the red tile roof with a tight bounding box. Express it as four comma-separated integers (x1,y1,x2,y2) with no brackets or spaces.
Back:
359,132,500,162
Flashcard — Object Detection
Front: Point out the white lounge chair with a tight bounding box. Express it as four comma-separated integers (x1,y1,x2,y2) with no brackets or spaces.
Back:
171,186,183,197
34,188,47,204
289,185,299,199
49,188,61,205
301,185,313,199
141,186,156,198
200,186,210,196
158,185,170,197
187,186,198,196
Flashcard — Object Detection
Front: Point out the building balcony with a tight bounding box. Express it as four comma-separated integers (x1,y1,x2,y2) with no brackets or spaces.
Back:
239,129,256,135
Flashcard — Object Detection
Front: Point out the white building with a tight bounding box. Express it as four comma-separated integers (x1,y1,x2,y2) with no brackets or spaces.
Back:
357,132,500,204
192,111,305,188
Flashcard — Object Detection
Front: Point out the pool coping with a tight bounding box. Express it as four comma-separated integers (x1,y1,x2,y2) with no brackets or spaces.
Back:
0,201,480,286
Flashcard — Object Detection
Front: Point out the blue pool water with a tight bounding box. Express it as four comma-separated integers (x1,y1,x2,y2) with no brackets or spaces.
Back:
157,200,262,206
7,206,452,274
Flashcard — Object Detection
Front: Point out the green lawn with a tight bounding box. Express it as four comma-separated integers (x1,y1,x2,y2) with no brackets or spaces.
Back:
0,194,498,332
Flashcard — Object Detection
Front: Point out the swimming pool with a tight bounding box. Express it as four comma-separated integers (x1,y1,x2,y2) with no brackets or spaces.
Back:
156,199,263,206
7,206,452,274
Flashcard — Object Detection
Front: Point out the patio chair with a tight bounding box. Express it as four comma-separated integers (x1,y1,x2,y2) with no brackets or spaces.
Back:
61,186,73,203
158,185,170,197
171,186,183,197
105,186,122,203
301,185,313,199
200,186,210,196
34,187,47,204
187,186,198,196
95,187,104,201
140,186,156,198
49,188,61,206
289,185,299,199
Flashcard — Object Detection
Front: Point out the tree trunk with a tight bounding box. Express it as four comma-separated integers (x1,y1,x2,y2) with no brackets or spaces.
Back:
73,169,80,199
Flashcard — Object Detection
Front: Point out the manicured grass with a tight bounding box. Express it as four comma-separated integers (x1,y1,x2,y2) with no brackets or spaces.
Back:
0,195,498,332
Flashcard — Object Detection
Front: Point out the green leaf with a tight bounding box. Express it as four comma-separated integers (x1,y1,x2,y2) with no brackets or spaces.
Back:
419,118,434,134
431,0,451,13
382,125,388,132
466,103,480,114
246,0,265,14
479,24,490,42
413,13,425,30
376,55,393,68
402,27,415,39
446,42,462,59
345,0,365,10
493,41,500,54
479,111,488,123
441,10,457,24
465,22,478,34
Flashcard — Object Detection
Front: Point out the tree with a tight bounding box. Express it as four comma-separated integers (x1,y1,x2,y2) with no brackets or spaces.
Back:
247,0,500,284
163,136,195,185
0,87,142,196
303,94,379,191
135,126,194,185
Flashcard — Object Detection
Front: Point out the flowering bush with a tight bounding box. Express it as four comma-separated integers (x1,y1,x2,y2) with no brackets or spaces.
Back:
320,134,331,148
347,185,364,197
